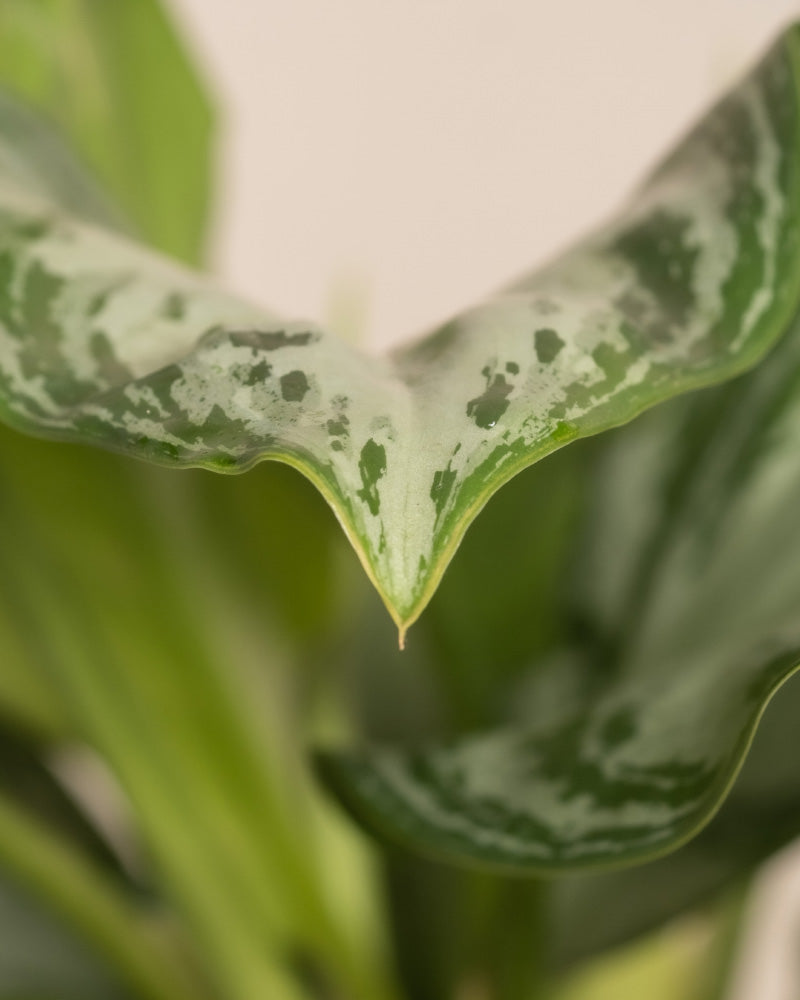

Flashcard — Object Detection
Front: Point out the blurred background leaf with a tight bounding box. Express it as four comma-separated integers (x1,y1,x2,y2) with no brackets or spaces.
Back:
0,0,214,264
0,872,129,999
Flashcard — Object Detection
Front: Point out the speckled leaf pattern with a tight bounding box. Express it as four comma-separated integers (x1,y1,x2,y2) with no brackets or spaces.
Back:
320,306,800,870
2,34,800,638
549,670,800,967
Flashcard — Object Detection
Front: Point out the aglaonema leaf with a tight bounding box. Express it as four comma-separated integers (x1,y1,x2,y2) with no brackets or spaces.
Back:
1,30,800,639
548,668,800,969
4,15,800,876
319,306,800,870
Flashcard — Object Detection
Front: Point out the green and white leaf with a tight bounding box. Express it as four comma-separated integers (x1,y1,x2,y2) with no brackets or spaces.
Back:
320,309,800,870
2,32,800,637
551,670,800,968
5,19,800,876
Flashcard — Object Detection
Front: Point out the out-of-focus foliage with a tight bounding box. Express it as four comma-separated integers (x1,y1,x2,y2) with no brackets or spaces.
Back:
0,5,799,1000
0,0,214,264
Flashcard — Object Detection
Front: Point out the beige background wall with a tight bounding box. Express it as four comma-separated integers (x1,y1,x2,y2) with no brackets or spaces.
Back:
167,1,799,351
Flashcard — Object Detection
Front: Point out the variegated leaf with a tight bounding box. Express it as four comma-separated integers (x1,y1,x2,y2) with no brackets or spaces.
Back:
1,31,800,638
319,304,800,870
551,669,800,967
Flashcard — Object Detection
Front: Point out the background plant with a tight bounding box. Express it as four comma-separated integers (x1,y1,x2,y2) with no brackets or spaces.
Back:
0,3,799,999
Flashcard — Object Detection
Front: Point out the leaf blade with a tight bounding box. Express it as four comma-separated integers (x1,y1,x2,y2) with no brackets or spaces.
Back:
3,30,800,630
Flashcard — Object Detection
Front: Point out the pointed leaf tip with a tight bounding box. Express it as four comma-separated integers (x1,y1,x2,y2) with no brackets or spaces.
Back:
1,28,800,634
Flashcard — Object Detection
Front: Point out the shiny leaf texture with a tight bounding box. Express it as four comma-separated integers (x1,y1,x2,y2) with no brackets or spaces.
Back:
1,32,800,637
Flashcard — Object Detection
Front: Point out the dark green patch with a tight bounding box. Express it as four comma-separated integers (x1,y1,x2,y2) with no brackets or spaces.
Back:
592,342,632,386
244,360,272,385
5,258,64,367
613,211,699,335
600,708,637,749
229,329,316,351
11,260,99,406
162,292,187,320
11,217,53,242
506,361,520,375
704,89,776,349
327,416,350,438
467,374,513,429
140,364,184,415
534,328,565,364
280,370,310,402
0,252,18,340
173,403,255,453
430,464,458,519
89,331,132,385
549,335,638,421
356,438,387,516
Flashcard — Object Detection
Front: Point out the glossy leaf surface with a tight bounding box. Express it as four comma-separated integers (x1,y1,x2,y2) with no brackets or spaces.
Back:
1,33,800,635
